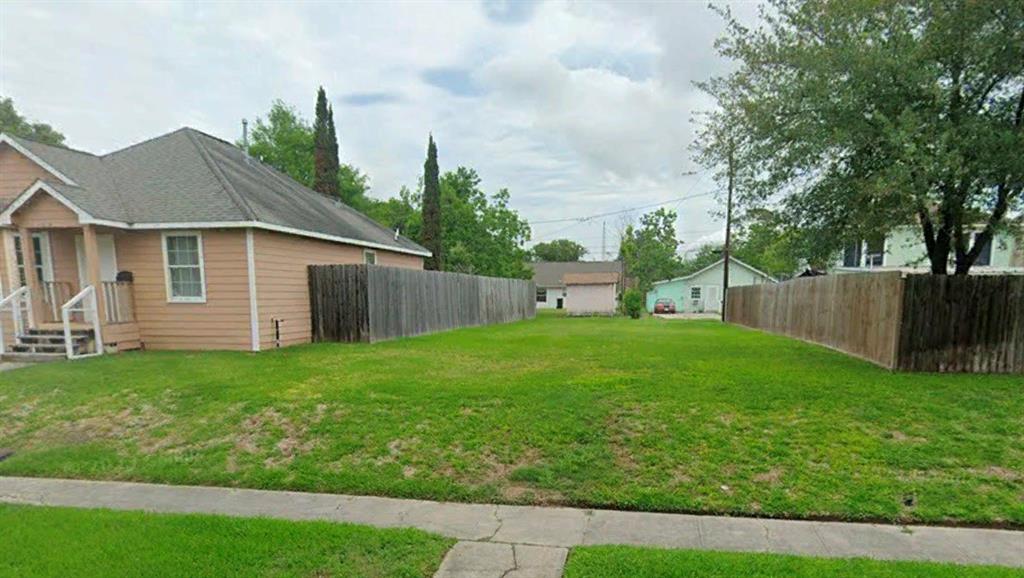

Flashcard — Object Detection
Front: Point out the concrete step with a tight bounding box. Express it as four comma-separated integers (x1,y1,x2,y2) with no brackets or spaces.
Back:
1,352,67,363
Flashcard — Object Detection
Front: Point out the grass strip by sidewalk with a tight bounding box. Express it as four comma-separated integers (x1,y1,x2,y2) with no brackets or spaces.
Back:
563,545,1024,578
0,504,454,578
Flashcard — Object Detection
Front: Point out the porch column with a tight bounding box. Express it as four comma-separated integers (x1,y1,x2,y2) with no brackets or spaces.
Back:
18,227,42,327
82,224,108,327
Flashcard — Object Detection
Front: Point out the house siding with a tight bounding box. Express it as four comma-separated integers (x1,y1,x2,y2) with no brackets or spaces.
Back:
252,229,423,350
115,229,253,351
566,283,617,316
0,145,51,205
646,261,773,313
9,194,79,229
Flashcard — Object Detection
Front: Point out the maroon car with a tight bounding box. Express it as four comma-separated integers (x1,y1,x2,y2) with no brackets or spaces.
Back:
654,298,676,314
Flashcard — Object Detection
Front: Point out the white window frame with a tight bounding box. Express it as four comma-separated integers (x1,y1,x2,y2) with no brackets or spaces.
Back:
363,249,377,265
161,231,207,303
690,286,702,300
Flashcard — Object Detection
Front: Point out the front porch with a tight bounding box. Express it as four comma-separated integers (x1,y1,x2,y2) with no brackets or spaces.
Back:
0,222,138,360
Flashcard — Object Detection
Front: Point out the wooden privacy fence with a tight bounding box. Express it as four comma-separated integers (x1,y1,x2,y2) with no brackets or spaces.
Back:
726,272,1024,373
309,265,536,343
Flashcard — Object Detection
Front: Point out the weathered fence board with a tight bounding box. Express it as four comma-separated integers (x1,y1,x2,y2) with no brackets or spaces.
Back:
310,265,535,343
898,275,1024,372
726,272,1024,373
727,272,904,368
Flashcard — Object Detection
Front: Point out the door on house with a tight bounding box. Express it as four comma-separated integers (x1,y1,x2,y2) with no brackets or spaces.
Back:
12,232,54,287
705,285,722,313
75,234,119,286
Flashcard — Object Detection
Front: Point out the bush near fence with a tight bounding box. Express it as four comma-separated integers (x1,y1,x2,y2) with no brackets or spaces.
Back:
726,272,1024,373
309,265,536,343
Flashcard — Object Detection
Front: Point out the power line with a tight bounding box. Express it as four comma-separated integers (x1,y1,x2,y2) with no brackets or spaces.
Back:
526,189,714,226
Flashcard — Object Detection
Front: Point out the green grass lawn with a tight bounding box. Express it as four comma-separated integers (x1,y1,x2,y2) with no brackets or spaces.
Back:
563,546,1024,577
1,313,1022,525
0,504,453,577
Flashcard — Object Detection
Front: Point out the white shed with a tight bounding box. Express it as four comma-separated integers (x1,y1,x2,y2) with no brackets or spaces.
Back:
564,272,620,316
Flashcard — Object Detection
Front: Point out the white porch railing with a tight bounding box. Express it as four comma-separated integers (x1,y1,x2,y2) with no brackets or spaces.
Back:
0,286,31,355
62,285,104,360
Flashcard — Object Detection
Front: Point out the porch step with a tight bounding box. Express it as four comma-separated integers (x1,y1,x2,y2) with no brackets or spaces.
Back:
16,333,91,346
3,328,96,362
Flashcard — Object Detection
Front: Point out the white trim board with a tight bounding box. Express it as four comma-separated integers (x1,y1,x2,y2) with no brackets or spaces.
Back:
652,257,777,287
0,135,78,186
0,180,431,258
246,228,260,352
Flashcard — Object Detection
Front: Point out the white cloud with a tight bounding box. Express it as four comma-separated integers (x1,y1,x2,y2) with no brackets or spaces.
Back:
0,0,760,259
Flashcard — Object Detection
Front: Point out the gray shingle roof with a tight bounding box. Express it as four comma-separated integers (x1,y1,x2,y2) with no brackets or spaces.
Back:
4,129,427,255
529,261,624,287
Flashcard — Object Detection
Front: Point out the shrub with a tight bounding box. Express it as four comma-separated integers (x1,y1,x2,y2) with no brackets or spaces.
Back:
622,289,644,319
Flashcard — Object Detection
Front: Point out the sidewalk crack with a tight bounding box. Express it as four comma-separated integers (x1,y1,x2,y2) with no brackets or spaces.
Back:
484,505,503,542
499,544,519,578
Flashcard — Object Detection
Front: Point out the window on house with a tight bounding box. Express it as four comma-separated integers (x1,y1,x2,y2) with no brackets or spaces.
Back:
690,286,702,299
163,233,205,302
13,235,47,287
842,242,863,267
865,235,885,267
536,288,547,303
972,233,992,267
363,249,377,265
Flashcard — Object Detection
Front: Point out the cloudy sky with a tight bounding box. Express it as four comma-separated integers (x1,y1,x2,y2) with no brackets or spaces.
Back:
0,0,760,259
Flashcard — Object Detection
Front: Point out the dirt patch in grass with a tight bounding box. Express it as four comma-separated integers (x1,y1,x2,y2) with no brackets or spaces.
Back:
753,467,784,485
230,407,321,469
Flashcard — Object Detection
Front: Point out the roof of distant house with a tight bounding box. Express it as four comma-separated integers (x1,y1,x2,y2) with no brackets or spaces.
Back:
563,272,620,285
529,260,624,287
0,129,428,256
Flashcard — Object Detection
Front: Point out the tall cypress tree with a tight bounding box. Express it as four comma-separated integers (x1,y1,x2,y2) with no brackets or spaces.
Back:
327,104,340,193
421,135,443,270
313,87,338,197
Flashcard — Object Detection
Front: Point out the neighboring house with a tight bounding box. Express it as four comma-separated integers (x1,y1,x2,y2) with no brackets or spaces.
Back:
0,129,428,358
835,227,1022,274
529,261,625,310
645,258,775,314
564,272,619,316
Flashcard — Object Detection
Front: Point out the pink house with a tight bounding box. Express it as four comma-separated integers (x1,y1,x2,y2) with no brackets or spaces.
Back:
0,128,427,360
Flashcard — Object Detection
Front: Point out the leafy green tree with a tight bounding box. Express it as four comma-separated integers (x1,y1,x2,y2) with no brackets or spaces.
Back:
313,87,339,197
421,135,443,270
0,97,65,145
246,99,375,211
531,239,587,262
338,164,370,208
619,208,682,293
622,289,644,319
439,168,531,278
695,0,1024,275
247,100,316,186
731,209,803,279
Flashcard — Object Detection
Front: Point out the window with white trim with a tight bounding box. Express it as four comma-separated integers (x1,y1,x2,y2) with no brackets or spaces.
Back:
164,233,206,302
690,286,702,299
363,249,377,265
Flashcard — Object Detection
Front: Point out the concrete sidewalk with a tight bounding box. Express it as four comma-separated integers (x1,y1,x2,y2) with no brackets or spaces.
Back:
1,476,1021,577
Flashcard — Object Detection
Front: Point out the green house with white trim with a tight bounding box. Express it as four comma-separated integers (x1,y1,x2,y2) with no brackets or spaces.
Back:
646,258,776,314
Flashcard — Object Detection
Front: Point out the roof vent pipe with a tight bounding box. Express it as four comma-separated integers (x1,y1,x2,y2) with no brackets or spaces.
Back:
394,227,400,240
241,119,251,165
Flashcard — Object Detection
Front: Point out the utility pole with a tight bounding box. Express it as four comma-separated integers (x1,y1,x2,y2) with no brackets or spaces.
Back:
722,140,734,323
601,221,607,260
